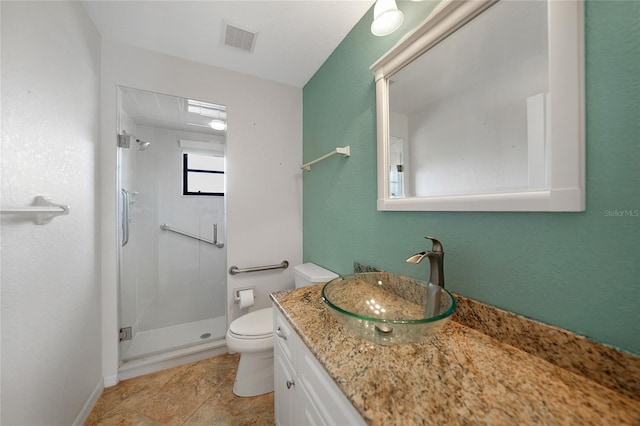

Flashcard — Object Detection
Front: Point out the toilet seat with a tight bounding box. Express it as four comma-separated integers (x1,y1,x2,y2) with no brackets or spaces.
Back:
229,307,273,338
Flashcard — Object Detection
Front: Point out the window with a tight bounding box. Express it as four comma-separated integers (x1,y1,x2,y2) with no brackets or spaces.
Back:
183,153,224,196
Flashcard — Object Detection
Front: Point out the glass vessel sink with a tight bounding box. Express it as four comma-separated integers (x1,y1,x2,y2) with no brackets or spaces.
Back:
321,272,456,345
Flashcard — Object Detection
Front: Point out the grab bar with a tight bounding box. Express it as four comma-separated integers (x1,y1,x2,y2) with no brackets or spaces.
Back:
160,223,224,248
229,260,289,275
212,223,224,247
1,195,69,225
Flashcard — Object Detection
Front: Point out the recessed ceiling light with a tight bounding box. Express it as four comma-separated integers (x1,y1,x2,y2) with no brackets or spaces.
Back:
209,120,227,131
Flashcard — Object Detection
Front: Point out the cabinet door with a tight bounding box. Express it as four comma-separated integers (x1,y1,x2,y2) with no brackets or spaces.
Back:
299,382,328,426
273,306,366,426
274,344,298,426
298,351,367,426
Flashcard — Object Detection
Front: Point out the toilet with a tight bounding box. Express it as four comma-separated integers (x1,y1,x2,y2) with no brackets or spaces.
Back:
226,263,338,397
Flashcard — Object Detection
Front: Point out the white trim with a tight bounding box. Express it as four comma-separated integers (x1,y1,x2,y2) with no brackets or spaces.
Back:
179,139,226,153
118,340,227,381
377,188,583,212
72,379,104,426
372,0,585,212
103,374,118,388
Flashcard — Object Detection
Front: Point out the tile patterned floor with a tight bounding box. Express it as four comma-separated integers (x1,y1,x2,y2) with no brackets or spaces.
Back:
85,353,274,425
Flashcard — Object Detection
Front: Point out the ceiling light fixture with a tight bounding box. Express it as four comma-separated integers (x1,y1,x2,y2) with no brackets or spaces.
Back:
209,120,227,131
371,0,404,36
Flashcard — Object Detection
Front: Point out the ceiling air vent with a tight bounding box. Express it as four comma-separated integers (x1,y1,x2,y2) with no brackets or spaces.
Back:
223,21,257,52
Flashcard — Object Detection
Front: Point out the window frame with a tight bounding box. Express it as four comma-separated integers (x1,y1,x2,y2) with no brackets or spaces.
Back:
182,152,225,196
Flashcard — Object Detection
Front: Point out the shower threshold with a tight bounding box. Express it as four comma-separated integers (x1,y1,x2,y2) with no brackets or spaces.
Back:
118,316,228,380
122,316,227,361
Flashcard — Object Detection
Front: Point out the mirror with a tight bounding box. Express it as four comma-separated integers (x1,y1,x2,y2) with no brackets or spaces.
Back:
372,0,584,211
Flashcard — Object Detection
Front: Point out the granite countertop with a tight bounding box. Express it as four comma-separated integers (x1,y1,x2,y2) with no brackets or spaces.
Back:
271,284,640,425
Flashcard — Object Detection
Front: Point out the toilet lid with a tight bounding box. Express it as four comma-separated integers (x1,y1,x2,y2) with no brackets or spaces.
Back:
229,307,273,337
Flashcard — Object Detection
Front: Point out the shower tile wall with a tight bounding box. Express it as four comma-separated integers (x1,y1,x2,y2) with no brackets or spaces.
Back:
140,125,225,331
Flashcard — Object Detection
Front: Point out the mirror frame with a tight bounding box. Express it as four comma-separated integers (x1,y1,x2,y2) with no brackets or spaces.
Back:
371,0,584,212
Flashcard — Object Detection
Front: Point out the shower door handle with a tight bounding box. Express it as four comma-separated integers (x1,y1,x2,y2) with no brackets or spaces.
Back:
121,189,130,247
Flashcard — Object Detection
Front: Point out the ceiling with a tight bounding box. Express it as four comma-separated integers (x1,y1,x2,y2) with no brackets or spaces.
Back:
82,1,376,88
120,86,228,136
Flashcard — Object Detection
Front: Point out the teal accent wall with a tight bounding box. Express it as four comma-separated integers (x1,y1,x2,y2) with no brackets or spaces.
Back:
303,1,640,355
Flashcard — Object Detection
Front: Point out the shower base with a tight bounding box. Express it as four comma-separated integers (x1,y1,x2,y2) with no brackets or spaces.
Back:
118,316,228,381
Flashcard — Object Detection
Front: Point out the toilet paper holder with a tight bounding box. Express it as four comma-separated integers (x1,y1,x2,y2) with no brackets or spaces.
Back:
234,287,255,303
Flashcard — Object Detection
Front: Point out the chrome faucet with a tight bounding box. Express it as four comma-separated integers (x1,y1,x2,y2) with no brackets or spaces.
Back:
406,236,445,288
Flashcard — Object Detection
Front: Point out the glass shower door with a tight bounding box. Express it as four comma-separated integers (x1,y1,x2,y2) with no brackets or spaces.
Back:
117,86,228,363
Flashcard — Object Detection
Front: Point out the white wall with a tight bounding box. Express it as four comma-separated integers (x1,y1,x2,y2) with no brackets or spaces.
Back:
0,2,102,425
101,41,303,384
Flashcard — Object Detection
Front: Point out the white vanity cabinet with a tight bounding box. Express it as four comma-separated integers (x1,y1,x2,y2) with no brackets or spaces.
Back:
273,307,366,426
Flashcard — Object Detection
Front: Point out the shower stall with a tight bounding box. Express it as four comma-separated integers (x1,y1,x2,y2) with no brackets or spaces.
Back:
116,86,228,371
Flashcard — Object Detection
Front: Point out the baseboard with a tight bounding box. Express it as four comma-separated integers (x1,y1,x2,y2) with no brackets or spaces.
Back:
103,373,119,388
72,378,104,426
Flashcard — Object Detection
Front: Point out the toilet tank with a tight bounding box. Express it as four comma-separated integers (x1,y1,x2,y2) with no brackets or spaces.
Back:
294,263,338,288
